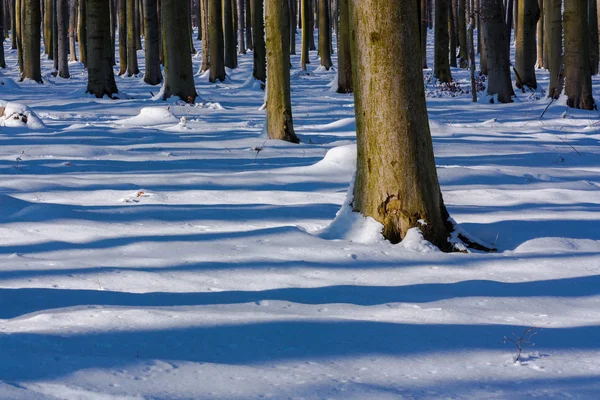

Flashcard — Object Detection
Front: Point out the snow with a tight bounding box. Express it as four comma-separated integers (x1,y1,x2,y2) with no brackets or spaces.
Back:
0,28,599,399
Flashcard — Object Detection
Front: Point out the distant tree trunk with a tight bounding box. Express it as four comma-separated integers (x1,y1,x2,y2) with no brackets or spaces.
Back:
265,0,299,143
289,0,296,55
195,0,201,40
200,0,209,71
589,0,599,75
545,0,562,98
209,0,225,81
350,0,453,250
134,0,141,50
0,0,5,68
86,0,118,97
224,0,236,68
435,0,452,81
300,0,309,69
118,0,127,74
21,0,42,82
481,0,514,102
536,0,543,68
449,0,457,67
77,0,86,66
52,0,58,71
458,0,468,67
143,0,161,84
469,0,476,101
252,0,266,81
10,0,16,49
420,0,427,68
308,0,315,50
515,0,539,89
318,0,331,68
336,0,351,92
44,0,52,55
161,0,196,102
188,0,195,53
245,0,252,49
564,0,595,109
237,0,245,54
69,0,78,61
57,0,69,77
109,0,116,65
126,0,139,75
16,0,22,71
427,0,433,28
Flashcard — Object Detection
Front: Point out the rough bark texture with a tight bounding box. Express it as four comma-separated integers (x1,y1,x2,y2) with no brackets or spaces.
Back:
434,0,452,82
481,0,514,102
209,0,225,81
224,0,236,68
458,0,468,67
545,0,562,98
44,0,52,55
449,0,457,67
245,0,252,49
143,0,161,84
21,0,42,82
57,0,69,77
252,0,266,81
420,0,427,68
349,0,453,250
118,0,126,74
515,0,539,89
265,0,299,143
237,0,245,54
318,0,332,69
126,0,139,75
200,0,209,71
590,0,599,75
161,0,197,102
564,0,595,109
86,0,118,97
300,0,309,69
69,0,78,61
336,0,352,92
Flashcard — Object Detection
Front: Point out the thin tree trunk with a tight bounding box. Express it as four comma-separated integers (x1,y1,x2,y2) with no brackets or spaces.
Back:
126,0,139,74
77,0,86,66
350,0,453,250
109,0,116,65
300,0,309,69
224,0,236,68
545,0,562,98
318,0,331,68
245,0,252,49
458,0,468,67
470,0,477,101
209,0,225,81
336,0,351,92
564,0,595,109
435,0,452,81
536,0,543,68
44,0,52,55
143,0,161,84
515,0,539,89
57,0,69,77
86,0,118,97
308,0,315,50
69,0,78,61
200,0,209,71
449,0,457,67
22,0,42,82
252,0,266,81
118,0,126,74
0,0,5,68
421,0,427,68
237,0,245,54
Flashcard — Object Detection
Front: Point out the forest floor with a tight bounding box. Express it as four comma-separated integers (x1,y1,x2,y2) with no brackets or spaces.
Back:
1,31,600,399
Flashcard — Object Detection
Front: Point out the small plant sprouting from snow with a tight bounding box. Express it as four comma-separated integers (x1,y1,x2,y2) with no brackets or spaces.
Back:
501,326,538,363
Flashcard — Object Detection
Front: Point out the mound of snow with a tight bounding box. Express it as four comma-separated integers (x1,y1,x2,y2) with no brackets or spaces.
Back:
0,102,45,128
0,77,21,90
311,144,356,171
117,107,179,126
399,228,441,253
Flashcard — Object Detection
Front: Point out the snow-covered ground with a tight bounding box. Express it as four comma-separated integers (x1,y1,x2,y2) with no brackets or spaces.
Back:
1,29,600,399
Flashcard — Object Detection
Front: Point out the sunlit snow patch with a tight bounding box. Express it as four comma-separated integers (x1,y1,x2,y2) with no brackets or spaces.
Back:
117,107,179,126
0,102,45,128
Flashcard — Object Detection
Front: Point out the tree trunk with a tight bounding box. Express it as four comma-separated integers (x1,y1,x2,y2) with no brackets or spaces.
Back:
420,0,427,68
265,0,299,143
118,0,127,74
469,0,477,101
252,0,266,81
336,0,351,92
16,0,22,71
57,0,69,77
52,0,58,71
0,0,5,68
126,0,138,75
318,0,331,68
449,0,457,67
21,0,42,82
143,0,161,84
209,0,225,81
245,0,252,49
77,0,86,66
535,0,543,68
10,0,16,49
224,0,236,68
564,0,595,109
188,0,195,53
200,0,209,71
109,0,116,65
44,0,52,55
237,0,245,54
289,0,296,55
514,0,539,89
195,0,201,40
545,0,562,98
86,0,118,97
161,0,196,101
481,0,514,102
435,0,452,82
69,0,78,61
308,0,315,50
350,0,453,250
300,0,309,69
589,0,599,75
458,0,468,67
134,0,141,50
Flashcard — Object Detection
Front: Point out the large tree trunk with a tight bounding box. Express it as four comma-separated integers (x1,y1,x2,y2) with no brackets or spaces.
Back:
350,0,453,250
252,0,266,81
224,0,236,68
336,0,352,92
514,0,539,89
435,0,452,82
126,0,139,75
300,0,309,69
57,0,69,77
237,0,245,54
589,0,599,75
481,0,514,102
21,0,42,82
143,0,161,84
564,0,595,109
209,0,225,81
118,0,127,74
545,0,562,98
161,0,196,101
265,0,299,143
86,0,118,97
69,0,78,61
318,0,332,68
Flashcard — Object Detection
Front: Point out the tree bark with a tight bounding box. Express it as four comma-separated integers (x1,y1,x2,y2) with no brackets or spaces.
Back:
77,0,86,66
237,0,245,54
69,0,78,61
420,0,427,68
57,0,69,77
300,0,309,69
536,0,543,68
336,0,352,92
224,0,236,68
118,0,127,74
143,0,161,84
318,0,332,68
265,0,299,143
481,0,514,102
449,0,457,67
564,0,595,109
0,0,5,68
245,0,252,49
589,0,599,75
86,0,118,97
514,0,539,89
200,0,209,72
126,0,139,75
458,0,468,67
435,0,452,82
21,0,42,82
161,0,197,101
545,0,562,98
350,0,453,250
209,0,225,81
44,0,52,55
252,0,266,81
